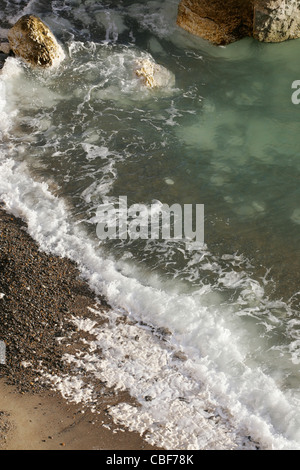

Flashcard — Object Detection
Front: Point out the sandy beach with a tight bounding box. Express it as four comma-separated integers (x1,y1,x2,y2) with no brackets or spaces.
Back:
0,205,160,451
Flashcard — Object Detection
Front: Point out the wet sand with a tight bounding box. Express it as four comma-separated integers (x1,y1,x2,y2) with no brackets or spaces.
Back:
0,204,160,451
0,379,158,450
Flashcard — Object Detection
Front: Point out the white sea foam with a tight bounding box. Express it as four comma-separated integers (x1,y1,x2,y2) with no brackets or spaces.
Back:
0,57,22,136
1,152,300,449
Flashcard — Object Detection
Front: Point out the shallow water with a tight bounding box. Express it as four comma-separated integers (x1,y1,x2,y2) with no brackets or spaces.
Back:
1,0,300,450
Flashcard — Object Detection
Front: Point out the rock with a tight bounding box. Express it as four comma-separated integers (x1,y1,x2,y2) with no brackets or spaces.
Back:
0,42,11,55
253,0,300,42
135,58,175,89
176,0,254,46
177,0,300,45
7,15,64,67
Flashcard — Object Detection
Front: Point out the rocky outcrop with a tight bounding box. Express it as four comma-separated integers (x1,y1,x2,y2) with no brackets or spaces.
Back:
253,0,300,42
177,0,300,45
177,0,254,45
7,15,64,67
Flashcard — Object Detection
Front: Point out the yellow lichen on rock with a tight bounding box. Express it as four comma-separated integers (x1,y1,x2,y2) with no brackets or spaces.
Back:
135,58,175,90
135,59,158,88
7,15,64,67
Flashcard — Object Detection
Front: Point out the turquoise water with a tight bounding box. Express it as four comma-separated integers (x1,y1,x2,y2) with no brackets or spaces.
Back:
1,0,300,449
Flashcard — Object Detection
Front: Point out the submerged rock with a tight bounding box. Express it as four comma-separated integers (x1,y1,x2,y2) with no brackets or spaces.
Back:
7,15,64,67
0,42,11,55
177,0,300,45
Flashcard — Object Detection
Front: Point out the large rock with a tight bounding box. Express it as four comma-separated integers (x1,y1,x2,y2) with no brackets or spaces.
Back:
253,0,300,42
7,15,64,67
177,0,300,45
177,0,254,45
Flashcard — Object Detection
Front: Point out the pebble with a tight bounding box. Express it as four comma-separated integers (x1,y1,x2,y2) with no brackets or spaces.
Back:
0,206,104,393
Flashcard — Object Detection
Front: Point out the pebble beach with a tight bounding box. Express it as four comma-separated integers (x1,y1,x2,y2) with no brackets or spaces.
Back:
0,205,160,450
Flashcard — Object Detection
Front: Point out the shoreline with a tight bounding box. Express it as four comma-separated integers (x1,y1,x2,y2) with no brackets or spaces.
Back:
0,204,160,450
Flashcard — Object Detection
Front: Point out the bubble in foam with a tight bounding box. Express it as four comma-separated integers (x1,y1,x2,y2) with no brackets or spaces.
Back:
291,208,300,224
252,201,266,214
164,178,174,185
210,175,227,186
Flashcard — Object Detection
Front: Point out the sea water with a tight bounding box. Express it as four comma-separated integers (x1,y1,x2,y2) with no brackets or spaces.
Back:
1,0,300,450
